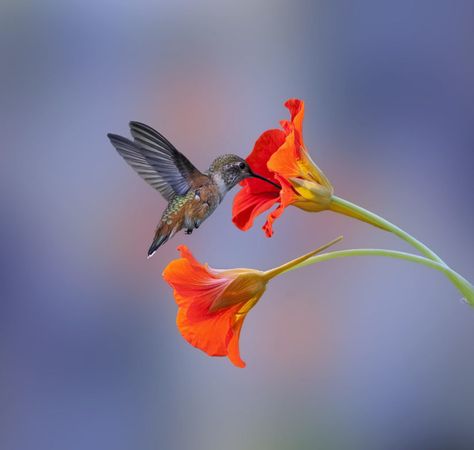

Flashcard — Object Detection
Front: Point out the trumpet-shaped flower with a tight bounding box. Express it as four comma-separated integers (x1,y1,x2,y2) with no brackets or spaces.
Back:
162,238,342,367
232,99,333,237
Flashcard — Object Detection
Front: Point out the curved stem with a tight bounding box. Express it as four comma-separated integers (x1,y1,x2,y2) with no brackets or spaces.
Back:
284,248,474,306
329,195,471,297
330,196,443,263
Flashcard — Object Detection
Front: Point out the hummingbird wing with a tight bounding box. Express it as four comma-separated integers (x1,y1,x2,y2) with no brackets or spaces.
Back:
108,123,204,201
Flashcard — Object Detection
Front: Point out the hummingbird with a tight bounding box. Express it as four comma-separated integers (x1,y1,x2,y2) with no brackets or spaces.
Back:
108,121,279,257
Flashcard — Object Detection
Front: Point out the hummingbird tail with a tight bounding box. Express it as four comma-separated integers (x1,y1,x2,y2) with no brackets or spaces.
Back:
147,223,177,258
147,235,168,258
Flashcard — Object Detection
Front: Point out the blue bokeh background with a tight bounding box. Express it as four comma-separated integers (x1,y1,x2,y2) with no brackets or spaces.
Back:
1,1,473,449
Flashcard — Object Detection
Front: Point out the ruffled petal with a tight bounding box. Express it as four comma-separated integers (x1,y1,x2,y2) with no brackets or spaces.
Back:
232,128,286,231
245,128,286,182
262,203,286,238
226,316,246,368
280,98,305,151
162,245,230,310
267,131,301,179
232,187,279,231
176,302,242,359
262,176,298,237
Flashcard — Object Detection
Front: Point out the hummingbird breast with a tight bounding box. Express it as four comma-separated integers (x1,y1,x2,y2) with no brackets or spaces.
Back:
159,182,222,235
183,183,221,230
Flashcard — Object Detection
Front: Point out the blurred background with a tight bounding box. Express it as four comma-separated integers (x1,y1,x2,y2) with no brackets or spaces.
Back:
1,1,473,449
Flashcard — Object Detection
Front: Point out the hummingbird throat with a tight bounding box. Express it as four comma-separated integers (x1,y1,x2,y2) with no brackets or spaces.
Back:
211,172,232,198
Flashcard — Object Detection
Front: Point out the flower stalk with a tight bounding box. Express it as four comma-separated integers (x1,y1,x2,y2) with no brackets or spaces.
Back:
330,196,442,262
287,248,474,306
327,195,474,303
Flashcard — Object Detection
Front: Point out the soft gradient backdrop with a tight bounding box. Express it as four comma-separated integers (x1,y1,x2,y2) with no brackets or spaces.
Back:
1,1,473,449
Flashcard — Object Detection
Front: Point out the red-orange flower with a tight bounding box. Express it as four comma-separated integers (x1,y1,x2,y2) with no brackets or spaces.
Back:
162,246,265,368
233,99,334,237
162,238,342,368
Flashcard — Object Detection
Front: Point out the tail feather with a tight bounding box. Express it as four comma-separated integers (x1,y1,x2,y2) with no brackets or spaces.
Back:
147,222,180,258
147,234,170,258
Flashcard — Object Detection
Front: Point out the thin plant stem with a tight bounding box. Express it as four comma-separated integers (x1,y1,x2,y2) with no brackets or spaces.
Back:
330,196,443,263
282,248,474,306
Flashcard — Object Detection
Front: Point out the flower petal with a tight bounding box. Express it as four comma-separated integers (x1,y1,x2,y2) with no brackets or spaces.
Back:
162,245,229,308
232,129,286,231
226,316,246,368
267,131,301,180
232,187,279,231
261,176,298,237
176,302,242,359
246,128,286,183
280,98,304,150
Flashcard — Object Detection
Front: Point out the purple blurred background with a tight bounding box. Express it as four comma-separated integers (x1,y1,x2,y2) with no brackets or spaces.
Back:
1,1,473,449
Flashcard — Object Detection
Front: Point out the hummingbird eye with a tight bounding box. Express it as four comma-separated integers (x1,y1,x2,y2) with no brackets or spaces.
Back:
239,162,246,170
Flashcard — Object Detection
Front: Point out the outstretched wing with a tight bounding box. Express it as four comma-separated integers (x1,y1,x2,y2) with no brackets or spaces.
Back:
108,123,203,201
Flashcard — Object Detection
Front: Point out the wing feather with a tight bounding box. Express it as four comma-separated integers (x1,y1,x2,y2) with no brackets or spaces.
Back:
108,123,204,201
129,121,201,196
108,133,176,200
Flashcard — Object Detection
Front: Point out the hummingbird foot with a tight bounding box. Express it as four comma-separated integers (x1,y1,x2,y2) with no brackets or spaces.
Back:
185,229,193,235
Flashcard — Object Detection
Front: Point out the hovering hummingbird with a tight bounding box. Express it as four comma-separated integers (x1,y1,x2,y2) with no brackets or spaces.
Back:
108,122,279,257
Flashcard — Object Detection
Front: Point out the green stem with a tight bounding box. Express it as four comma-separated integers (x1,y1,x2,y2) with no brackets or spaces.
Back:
285,248,474,306
329,195,472,298
330,196,443,263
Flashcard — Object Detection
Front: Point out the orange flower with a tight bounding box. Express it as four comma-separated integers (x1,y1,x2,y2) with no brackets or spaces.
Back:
233,99,333,237
162,238,342,368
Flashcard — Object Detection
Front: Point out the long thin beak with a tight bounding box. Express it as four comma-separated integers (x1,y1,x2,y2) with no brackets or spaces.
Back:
249,171,281,189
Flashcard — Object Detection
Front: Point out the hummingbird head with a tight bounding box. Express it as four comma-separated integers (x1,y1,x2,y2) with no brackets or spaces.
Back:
209,154,280,196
